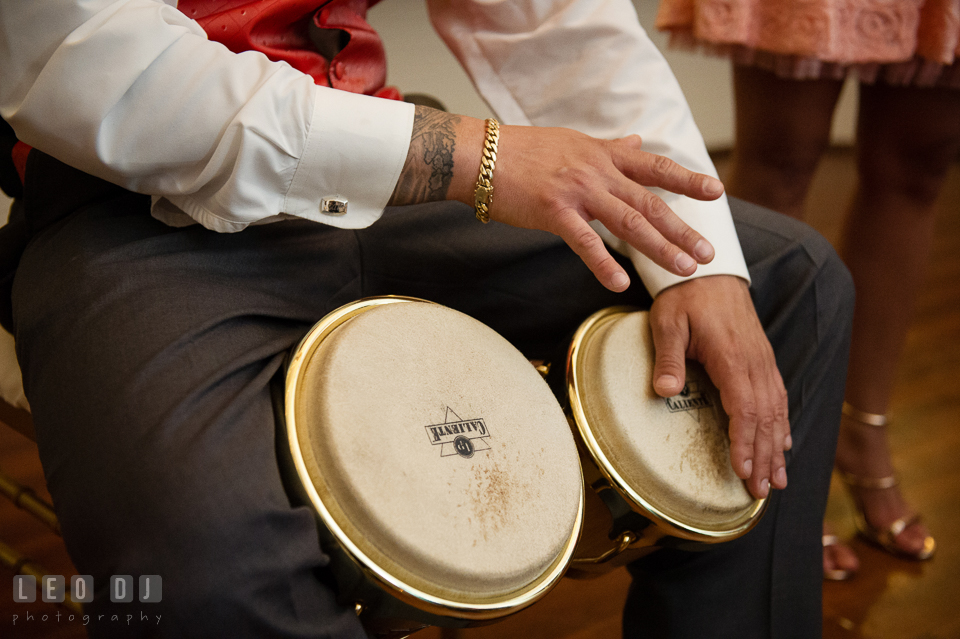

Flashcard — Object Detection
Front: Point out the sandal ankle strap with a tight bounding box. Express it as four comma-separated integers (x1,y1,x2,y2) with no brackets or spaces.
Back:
838,469,899,490
842,401,888,427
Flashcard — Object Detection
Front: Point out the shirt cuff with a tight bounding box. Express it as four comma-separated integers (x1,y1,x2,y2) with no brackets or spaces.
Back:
284,86,415,229
592,192,751,297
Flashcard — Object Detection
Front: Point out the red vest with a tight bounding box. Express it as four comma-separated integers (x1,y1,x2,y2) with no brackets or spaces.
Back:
177,0,400,99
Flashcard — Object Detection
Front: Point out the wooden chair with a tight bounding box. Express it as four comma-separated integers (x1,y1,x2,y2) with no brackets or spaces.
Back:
0,395,83,613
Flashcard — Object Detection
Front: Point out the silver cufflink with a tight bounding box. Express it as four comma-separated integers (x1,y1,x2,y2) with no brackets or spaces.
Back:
320,197,348,216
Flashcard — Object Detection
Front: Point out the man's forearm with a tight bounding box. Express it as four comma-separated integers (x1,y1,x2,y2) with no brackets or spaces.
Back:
389,106,489,208
389,107,460,206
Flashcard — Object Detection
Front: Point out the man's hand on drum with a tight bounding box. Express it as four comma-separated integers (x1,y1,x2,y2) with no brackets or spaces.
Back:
387,108,787,498
389,106,721,291
649,276,791,499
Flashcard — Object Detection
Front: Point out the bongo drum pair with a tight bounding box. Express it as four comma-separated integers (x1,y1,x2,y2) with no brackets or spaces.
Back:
274,297,766,638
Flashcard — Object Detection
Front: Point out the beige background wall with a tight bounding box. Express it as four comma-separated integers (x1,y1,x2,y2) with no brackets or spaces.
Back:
368,0,860,151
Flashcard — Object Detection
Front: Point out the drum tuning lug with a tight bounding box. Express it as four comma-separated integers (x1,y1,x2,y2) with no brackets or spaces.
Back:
617,530,637,551
572,530,638,565
531,361,551,378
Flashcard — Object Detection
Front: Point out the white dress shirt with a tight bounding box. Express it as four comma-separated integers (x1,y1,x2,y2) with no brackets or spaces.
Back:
0,0,749,296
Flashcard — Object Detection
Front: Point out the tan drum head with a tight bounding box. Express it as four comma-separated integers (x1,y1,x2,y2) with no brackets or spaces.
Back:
285,298,583,618
567,308,765,541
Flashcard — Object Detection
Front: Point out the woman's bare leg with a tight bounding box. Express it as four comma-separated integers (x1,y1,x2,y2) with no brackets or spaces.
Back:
836,80,960,555
727,65,844,219
727,64,858,576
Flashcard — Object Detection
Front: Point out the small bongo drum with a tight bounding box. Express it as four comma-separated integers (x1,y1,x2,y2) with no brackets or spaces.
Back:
275,297,584,638
560,307,767,577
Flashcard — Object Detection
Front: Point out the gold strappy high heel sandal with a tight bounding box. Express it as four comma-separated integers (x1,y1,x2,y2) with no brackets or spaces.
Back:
839,402,936,561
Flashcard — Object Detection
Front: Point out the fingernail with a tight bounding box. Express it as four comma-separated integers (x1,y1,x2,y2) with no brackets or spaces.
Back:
655,375,679,394
742,459,753,476
776,467,787,487
784,434,793,450
611,271,629,290
705,177,724,197
760,478,769,497
675,252,696,272
693,239,714,262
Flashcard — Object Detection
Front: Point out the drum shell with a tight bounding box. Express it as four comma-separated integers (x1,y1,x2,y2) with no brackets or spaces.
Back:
566,436,662,577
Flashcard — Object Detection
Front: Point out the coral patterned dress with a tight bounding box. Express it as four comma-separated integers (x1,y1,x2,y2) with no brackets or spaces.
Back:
656,0,960,86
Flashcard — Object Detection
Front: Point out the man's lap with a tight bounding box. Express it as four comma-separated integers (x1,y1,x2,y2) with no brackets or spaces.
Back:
11,190,851,638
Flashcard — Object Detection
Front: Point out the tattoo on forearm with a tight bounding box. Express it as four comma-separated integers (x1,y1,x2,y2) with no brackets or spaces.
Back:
389,106,459,206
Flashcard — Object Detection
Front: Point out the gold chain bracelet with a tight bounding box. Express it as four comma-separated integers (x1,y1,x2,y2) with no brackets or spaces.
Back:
473,118,500,223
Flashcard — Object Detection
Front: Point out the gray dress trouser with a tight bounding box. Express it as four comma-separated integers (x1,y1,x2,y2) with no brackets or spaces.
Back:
10,156,853,638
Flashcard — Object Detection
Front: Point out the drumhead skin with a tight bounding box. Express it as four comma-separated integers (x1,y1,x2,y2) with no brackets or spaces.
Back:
567,308,766,540
284,298,583,618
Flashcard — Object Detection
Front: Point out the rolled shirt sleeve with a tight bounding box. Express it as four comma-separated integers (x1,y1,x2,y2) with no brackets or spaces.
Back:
0,0,413,232
428,0,750,296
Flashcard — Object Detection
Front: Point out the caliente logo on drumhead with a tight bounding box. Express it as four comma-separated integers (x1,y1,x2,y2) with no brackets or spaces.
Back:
663,381,714,414
424,406,492,458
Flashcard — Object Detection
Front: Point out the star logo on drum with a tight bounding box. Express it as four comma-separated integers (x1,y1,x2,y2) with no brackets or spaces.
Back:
424,407,492,459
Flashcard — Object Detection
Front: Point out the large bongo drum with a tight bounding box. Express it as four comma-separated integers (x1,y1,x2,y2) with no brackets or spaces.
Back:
559,307,768,577
275,297,584,638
